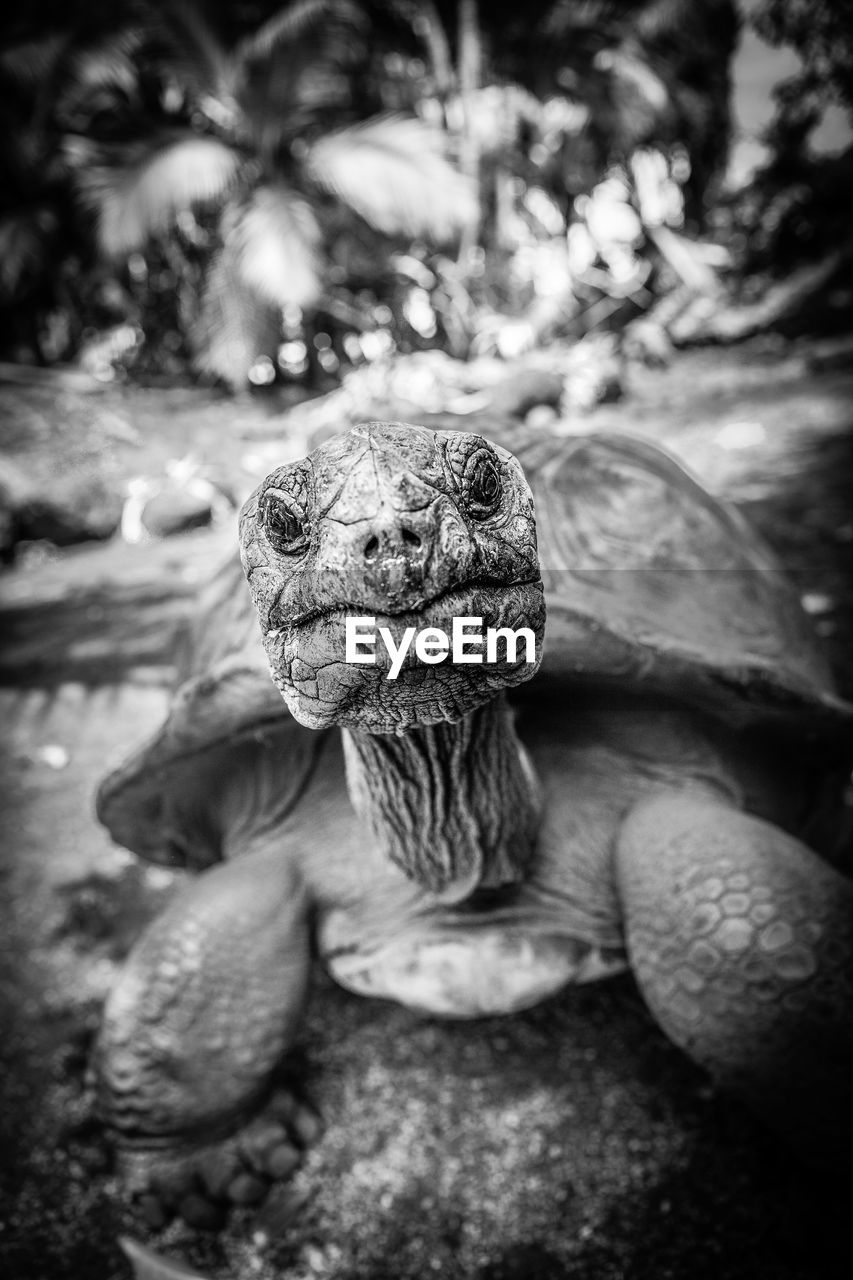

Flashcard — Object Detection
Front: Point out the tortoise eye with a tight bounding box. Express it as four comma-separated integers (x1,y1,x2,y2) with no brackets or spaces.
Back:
466,452,502,517
261,491,309,554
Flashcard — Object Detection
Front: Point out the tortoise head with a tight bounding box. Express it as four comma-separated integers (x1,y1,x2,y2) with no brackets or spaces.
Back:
238,422,545,732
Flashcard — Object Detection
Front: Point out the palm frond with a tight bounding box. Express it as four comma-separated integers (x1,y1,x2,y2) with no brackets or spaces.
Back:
149,1,232,99
58,12,228,137
233,0,365,68
600,46,671,117
69,133,240,258
232,0,367,152
306,115,477,242
56,30,147,132
191,246,282,389
226,185,323,309
633,0,706,43
542,0,625,39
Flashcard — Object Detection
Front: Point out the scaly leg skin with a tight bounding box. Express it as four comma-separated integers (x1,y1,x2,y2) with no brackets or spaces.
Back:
616,789,853,1168
94,844,316,1229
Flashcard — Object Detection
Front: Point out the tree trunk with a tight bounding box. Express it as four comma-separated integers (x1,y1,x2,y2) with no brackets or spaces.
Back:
457,0,483,252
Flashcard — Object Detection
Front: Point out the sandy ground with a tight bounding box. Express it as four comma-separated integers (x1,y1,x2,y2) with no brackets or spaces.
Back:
1,342,852,1280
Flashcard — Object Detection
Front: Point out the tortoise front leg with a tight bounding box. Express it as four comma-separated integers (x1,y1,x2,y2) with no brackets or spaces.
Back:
95,843,316,1228
615,789,853,1167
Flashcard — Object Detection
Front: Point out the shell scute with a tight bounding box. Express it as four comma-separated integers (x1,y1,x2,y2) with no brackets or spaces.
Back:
511,432,851,730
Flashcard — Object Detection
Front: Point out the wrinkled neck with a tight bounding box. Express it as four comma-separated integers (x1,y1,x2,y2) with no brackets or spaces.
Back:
342,696,541,902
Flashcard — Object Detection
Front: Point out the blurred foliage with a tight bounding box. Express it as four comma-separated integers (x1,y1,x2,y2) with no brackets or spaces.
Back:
0,0,742,387
718,143,853,279
706,0,853,332
482,0,738,222
54,0,476,387
751,0,853,139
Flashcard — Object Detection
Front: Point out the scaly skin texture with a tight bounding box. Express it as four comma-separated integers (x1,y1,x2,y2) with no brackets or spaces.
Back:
617,792,853,1166
343,696,541,898
94,423,853,1231
95,841,319,1229
238,422,545,732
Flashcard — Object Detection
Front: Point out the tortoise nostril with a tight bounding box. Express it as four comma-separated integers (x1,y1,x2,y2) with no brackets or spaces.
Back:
363,528,421,559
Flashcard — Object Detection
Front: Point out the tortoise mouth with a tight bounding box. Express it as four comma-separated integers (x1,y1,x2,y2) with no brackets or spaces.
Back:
261,576,546,731
270,575,543,634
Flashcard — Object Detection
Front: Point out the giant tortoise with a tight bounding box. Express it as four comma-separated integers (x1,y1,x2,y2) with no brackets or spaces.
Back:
95,421,853,1226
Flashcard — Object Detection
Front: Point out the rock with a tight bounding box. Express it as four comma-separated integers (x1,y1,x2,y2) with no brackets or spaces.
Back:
140,485,214,538
524,404,559,431
24,484,123,545
288,1102,324,1147
0,454,122,554
226,1172,267,1206
176,1193,226,1231
198,1149,242,1200
136,1194,172,1230
487,366,564,419
0,385,134,557
263,1142,301,1179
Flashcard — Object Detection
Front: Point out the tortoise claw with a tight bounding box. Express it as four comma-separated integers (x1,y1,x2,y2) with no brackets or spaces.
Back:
125,1089,321,1232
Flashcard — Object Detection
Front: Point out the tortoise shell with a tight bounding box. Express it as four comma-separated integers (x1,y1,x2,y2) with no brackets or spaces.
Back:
97,429,853,865
516,431,850,727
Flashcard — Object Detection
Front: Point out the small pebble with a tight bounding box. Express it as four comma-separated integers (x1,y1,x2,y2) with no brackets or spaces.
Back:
240,1117,286,1170
264,1142,301,1180
290,1104,323,1147
136,1193,171,1230
178,1193,225,1231
227,1172,268,1205
153,1166,199,1203
77,1142,112,1175
199,1149,241,1199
